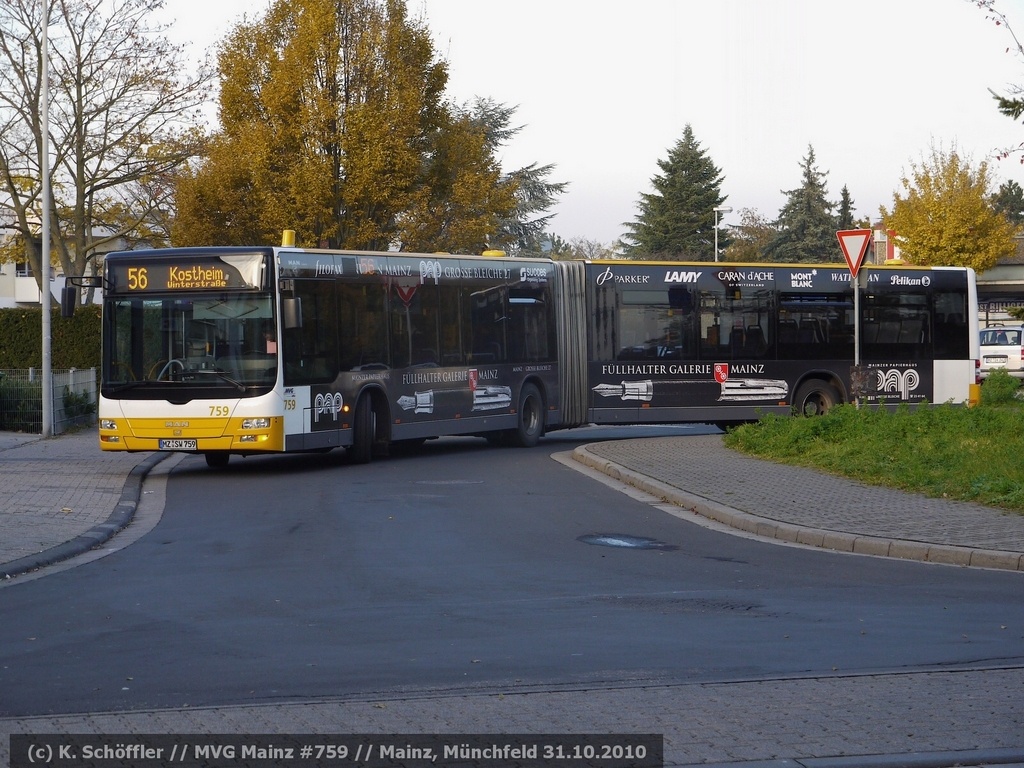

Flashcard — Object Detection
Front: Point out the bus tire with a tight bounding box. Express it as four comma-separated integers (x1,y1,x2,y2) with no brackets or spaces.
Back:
205,452,230,468
349,395,375,464
510,383,544,448
794,380,841,417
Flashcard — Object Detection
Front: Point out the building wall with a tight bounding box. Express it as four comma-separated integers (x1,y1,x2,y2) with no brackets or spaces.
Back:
977,262,1024,325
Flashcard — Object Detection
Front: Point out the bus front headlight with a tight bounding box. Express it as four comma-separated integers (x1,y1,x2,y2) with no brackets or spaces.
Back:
242,418,271,429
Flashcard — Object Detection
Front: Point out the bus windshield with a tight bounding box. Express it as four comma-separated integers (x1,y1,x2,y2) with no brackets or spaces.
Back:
104,292,277,395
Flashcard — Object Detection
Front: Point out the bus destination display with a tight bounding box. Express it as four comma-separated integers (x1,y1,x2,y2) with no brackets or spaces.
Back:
107,253,267,292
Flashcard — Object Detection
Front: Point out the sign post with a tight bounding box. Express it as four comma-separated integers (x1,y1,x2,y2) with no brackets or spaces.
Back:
837,229,873,406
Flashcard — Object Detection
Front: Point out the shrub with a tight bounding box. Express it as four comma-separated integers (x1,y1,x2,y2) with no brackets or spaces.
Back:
980,368,1021,406
0,375,42,432
62,386,96,419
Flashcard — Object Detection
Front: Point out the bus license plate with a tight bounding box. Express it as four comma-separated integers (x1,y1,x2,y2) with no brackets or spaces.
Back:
159,439,197,450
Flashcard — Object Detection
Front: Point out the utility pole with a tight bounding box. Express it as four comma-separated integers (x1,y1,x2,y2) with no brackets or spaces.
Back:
41,1,52,437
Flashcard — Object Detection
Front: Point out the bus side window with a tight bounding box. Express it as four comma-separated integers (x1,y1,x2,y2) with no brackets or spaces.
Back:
508,288,555,364
797,319,820,344
390,281,439,368
438,282,463,366
899,318,924,344
728,326,745,357
338,281,388,370
744,325,767,357
934,292,969,359
283,279,338,385
877,317,901,343
466,284,507,363
778,319,798,344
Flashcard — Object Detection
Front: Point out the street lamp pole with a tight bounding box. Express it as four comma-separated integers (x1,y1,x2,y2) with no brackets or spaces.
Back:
41,1,52,437
713,205,732,263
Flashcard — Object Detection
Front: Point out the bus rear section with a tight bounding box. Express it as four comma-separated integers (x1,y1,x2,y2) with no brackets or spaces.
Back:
565,261,978,427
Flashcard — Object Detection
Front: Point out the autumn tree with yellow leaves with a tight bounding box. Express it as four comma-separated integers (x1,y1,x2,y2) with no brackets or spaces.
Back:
173,0,527,253
880,145,1017,271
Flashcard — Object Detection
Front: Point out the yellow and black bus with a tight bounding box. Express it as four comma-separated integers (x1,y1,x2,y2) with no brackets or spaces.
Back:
84,236,979,466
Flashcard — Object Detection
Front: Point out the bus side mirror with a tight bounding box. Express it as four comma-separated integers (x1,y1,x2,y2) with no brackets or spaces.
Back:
62,275,104,317
282,297,302,329
61,286,77,318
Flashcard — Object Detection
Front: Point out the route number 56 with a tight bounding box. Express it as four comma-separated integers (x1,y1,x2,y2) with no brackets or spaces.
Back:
127,267,148,290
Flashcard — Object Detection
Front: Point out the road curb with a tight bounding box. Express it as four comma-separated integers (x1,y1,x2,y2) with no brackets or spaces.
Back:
571,444,1024,572
1,452,168,580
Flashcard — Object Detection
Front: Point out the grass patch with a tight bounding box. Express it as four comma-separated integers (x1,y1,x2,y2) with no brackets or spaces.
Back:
722,370,1024,514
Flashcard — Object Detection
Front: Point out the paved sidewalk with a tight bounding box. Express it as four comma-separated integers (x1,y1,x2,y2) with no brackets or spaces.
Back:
575,434,1024,572
2,670,1023,768
0,428,166,580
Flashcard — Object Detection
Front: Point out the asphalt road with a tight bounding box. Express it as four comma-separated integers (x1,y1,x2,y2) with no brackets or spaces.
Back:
1,426,1021,723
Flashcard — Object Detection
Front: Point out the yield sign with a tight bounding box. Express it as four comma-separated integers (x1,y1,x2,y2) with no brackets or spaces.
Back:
836,229,872,278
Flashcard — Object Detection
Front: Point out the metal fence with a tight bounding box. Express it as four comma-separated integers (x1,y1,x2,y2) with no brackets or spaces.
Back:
0,368,97,435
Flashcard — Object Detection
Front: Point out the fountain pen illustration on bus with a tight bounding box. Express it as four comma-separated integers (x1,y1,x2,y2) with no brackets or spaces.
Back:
61,229,980,467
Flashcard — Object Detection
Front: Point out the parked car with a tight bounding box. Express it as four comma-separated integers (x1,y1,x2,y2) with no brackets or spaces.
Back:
980,324,1024,379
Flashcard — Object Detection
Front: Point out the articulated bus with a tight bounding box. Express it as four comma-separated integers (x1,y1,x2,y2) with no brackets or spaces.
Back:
87,239,978,466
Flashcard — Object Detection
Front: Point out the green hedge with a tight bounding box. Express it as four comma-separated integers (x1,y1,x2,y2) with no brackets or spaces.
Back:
0,306,101,369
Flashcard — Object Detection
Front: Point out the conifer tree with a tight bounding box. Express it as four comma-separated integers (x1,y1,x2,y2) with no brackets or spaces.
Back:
467,98,567,255
992,180,1024,228
622,125,727,260
836,186,856,230
764,145,837,263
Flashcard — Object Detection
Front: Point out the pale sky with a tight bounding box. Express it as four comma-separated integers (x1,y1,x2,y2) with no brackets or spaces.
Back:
155,0,1024,246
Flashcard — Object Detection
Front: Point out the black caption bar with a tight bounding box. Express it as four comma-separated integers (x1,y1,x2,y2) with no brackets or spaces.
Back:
10,734,663,768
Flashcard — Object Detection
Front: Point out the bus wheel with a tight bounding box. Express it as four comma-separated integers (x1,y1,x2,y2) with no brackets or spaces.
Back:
510,383,544,448
205,452,230,468
349,395,375,464
794,380,841,417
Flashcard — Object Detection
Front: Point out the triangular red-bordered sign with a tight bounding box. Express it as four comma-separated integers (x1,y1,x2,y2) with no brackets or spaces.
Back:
836,229,872,278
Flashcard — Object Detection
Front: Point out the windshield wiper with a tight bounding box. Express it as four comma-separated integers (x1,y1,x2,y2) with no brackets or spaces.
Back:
106,380,154,393
195,369,247,392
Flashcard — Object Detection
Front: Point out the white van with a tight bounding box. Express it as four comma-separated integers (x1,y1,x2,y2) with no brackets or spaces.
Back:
979,325,1024,379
